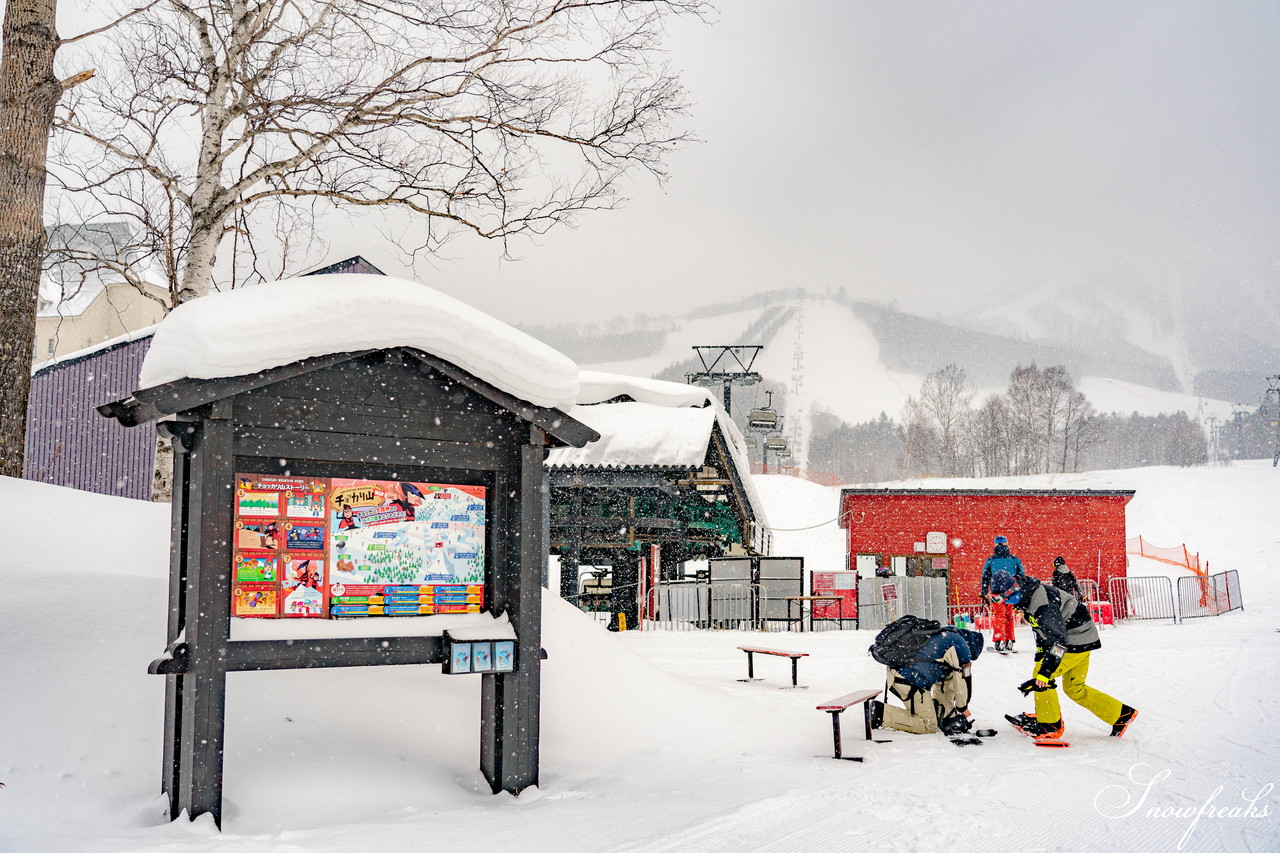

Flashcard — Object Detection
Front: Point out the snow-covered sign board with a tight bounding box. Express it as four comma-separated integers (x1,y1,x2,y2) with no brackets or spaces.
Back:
97,274,601,829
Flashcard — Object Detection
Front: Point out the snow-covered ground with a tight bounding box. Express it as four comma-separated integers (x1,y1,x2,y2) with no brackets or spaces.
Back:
1,461,1277,852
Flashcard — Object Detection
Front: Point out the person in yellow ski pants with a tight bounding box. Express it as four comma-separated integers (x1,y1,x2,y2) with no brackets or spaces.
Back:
1033,650,1123,728
989,570,1137,740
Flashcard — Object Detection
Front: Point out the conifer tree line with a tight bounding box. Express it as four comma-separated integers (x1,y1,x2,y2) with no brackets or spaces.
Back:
808,363,1210,483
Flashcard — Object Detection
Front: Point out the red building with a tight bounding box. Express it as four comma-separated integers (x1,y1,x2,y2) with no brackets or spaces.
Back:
838,489,1135,606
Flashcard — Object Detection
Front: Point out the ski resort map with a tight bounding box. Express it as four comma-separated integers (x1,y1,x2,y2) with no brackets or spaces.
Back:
232,473,487,618
328,478,486,586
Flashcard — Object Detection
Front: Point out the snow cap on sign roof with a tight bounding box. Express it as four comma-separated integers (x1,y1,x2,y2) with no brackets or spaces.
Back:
136,274,580,410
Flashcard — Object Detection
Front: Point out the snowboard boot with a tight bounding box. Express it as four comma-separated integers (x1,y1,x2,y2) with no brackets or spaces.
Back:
1004,712,1038,733
1111,705,1138,738
868,699,885,730
1026,718,1065,742
941,712,972,736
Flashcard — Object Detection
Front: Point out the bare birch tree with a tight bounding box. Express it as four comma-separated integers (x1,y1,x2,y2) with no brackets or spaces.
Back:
899,395,936,477
50,0,706,307
1037,364,1073,471
919,363,973,476
1060,388,1099,472
970,394,1011,477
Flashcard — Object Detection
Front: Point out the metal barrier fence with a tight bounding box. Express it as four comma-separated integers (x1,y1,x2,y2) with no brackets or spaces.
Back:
647,581,754,631
1108,576,1177,622
1077,578,1100,602
947,604,990,630
858,577,949,632
1178,570,1243,619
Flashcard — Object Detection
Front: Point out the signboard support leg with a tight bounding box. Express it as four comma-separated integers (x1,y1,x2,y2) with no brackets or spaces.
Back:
174,408,234,827
482,441,545,794
161,433,192,809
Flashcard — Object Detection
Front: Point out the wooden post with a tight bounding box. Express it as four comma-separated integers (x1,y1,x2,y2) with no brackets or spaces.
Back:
160,421,192,809
176,401,234,826
481,435,545,793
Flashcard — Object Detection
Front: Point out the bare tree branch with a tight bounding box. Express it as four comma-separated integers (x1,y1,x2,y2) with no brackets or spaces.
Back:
50,0,707,304
59,0,166,45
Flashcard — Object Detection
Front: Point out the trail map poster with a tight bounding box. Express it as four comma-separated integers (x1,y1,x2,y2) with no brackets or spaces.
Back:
329,478,486,586
232,473,487,619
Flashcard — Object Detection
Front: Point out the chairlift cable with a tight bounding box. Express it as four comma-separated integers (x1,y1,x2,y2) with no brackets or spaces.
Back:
765,517,840,532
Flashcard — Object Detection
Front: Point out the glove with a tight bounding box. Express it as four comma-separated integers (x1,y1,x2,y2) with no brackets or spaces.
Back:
1018,677,1058,695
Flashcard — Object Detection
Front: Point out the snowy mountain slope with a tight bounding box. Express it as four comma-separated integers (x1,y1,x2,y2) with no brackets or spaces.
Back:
1,461,1277,852
553,294,1238,469
973,280,1280,403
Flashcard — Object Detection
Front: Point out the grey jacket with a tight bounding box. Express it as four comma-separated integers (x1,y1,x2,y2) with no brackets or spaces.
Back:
1016,576,1100,679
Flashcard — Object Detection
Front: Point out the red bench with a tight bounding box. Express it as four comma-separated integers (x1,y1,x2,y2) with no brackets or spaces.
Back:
816,689,884,761
737,646,809,688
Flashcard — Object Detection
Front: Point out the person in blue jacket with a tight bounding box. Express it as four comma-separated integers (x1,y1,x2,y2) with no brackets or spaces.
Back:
981,535,1026,652
870,626,985,735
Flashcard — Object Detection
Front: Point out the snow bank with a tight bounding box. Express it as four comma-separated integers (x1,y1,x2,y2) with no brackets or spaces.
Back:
137,275,580,410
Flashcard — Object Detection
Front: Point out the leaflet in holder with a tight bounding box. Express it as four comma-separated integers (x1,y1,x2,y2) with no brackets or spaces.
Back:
442,631,516,674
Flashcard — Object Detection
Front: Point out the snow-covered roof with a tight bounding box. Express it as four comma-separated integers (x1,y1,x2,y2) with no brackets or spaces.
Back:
577,370,715,407
546,371,768,528
547,401,717,468
137,274,580,410
32,324,158,377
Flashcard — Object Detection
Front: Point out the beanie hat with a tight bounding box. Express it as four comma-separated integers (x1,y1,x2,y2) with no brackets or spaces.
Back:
990,570,1017,596
1053,556,1066,568
994,535,1009,545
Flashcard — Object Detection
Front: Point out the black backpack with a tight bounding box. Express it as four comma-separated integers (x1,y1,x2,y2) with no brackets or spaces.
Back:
869,614,942,669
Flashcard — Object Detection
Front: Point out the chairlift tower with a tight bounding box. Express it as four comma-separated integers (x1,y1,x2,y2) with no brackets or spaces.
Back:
686,345,762,415
1205,414,1219,466
1266,375,1280,467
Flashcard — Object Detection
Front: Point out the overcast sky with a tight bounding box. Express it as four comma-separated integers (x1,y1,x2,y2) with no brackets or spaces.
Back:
47,1,1279,331
358,0,1276,329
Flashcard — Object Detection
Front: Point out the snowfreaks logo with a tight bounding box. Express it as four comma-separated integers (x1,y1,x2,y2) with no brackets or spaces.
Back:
1094,763,1273,850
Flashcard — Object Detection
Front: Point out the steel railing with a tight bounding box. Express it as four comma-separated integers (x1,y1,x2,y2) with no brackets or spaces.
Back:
1108,576,1177,622
1178,570,1243,619
646,581,754,631
1077,578,1100,602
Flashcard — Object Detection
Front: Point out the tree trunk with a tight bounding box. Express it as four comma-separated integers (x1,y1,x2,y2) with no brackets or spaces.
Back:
177,221,222,303
0,0,61,477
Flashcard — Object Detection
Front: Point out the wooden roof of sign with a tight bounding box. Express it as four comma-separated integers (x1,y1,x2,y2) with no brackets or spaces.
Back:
98,346,598,450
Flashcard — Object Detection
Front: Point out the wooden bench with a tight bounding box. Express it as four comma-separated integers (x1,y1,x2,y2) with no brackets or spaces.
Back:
737,646,809,688
816,689,884,761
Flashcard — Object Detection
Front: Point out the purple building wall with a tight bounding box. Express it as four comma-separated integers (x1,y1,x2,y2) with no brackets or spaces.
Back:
23,259,387,500
23,335,156,500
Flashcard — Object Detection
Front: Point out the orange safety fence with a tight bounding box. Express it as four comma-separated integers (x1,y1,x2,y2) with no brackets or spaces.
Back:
1126,536,1207,577
1127,536,1218,609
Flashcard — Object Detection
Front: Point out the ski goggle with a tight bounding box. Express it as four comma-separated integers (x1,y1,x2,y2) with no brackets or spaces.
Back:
994,588,1022,606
